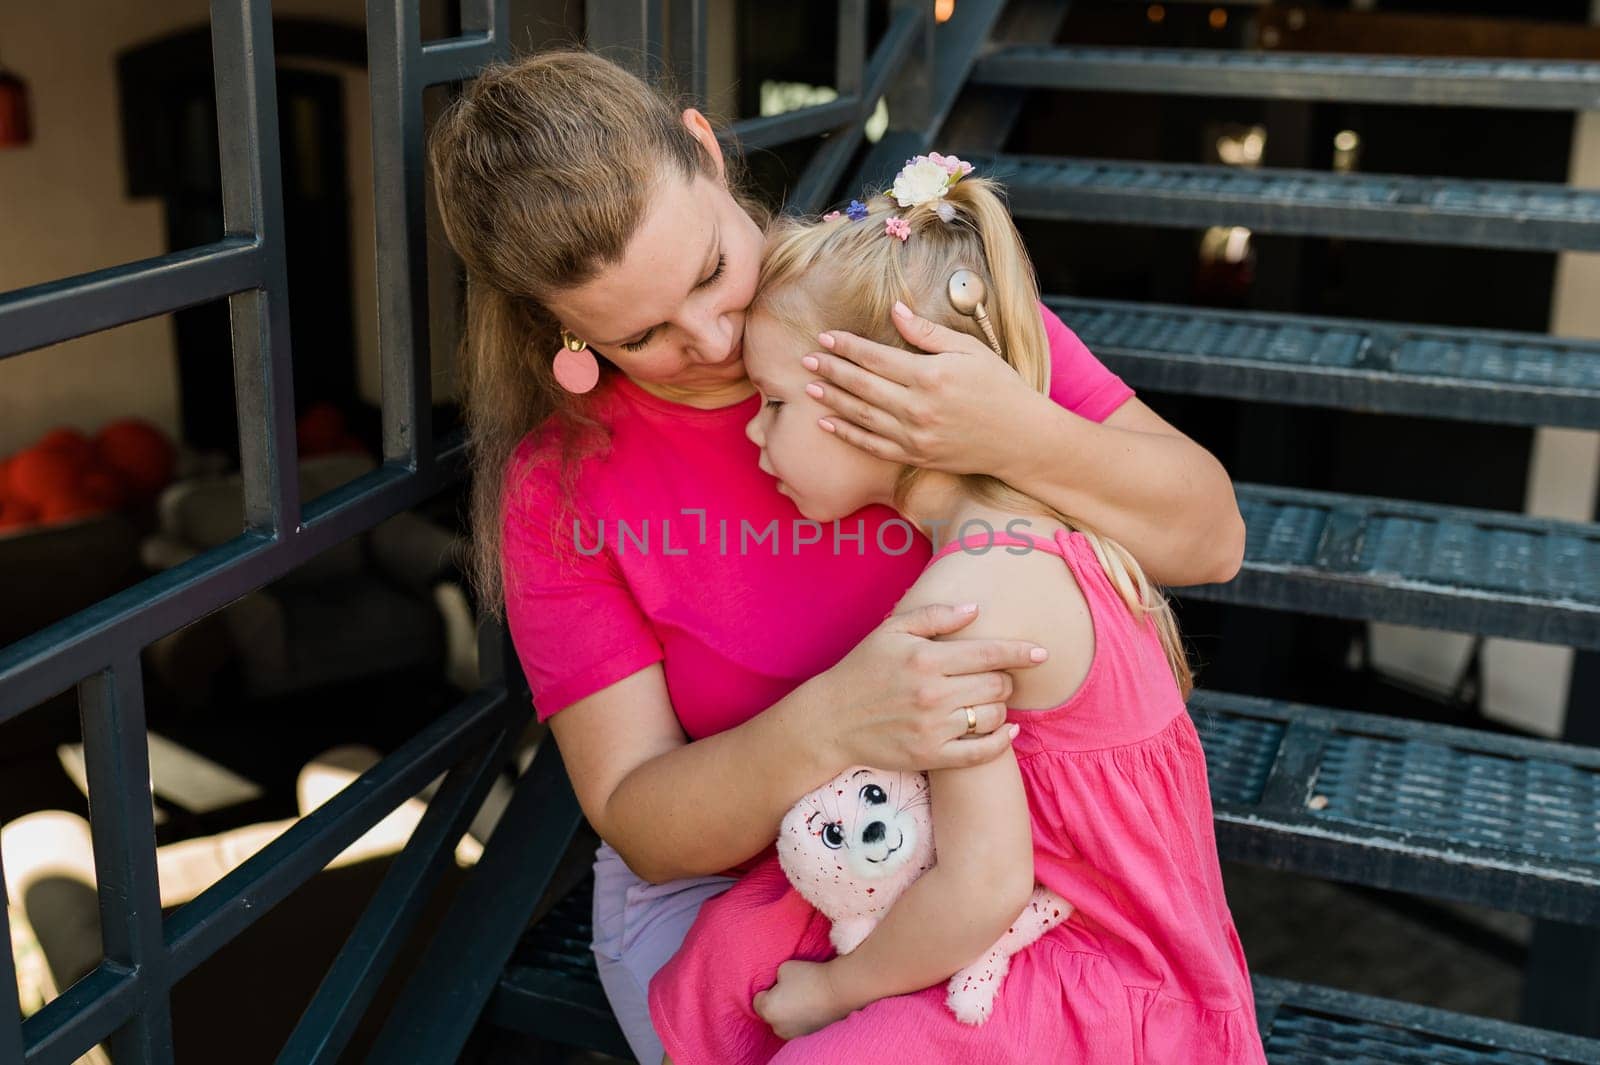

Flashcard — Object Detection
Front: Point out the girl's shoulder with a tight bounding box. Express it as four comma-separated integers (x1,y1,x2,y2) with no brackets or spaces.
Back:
899,520,1097,711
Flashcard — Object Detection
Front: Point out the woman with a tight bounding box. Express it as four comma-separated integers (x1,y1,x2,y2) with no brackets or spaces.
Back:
428,50,1244,1063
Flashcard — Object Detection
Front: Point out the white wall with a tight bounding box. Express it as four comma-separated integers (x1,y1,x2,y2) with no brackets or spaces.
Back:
0,0,462,459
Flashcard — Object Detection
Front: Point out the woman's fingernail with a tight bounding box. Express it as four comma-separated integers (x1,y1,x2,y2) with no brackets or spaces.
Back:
805,382,824,399
893,301,909,317
1008,724,1021,740
957,602,979,614
818,333,835,348
818,419,836,432
1030,647,1049,662
802,355,820,371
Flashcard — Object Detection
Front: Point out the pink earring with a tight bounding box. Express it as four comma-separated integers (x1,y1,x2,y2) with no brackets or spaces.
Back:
554,329,600,394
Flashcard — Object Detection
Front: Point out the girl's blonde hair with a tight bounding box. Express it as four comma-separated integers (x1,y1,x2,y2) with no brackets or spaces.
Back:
428,49,761,616
755,177,1193,698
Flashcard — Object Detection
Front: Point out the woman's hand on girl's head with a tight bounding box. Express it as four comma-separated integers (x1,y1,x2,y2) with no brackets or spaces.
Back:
815,601,1042,774
803,301,1038,475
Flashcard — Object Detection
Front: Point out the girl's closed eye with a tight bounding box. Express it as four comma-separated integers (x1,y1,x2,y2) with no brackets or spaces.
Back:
765,397,784,410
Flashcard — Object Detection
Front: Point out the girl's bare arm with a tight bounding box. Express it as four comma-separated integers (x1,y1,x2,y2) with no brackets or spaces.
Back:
820,751,1036,1013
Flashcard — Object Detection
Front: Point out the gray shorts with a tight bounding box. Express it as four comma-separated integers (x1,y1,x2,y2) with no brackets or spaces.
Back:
590,841,738,1063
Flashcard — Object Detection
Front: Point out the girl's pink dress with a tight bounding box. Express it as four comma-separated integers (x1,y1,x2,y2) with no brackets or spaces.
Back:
648,528,1267,1065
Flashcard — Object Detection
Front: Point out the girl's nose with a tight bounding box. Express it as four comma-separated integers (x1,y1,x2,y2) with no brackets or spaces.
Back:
744,412,763,447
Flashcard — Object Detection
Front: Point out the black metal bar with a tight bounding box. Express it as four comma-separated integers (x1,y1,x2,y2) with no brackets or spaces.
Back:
791,4,925,213
984,152,1600,253
942,0,1074,156
275,704,525,1065
162,686,509,979
0,240,262,361
368,0,435,475
420,0,508,84
1180,483,1600,650
845,0,1012,194
973,45,1600,111
0,852,26,1064
21,965,139,1065
728,97,862,151
363,736,584,1064
584,0,666,79
0,432,466,724
212,0,300,540
1046,295,1600,430
77,657,173,1065
836,0,866,98
668,0,707,102
418,36,498,86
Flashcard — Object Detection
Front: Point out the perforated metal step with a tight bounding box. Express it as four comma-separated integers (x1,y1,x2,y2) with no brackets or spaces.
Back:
977,153,1600,251
1195,691,1600,925
1045,295,1600,429
1253,975,1600,1063
1181,484,1600,650
973,45,1600,111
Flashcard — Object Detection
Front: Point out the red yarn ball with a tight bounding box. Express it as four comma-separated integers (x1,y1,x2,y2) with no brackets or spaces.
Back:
38,489,106,526
93,419,175,502
9,446,84,506
298,403,345,455
0,498,39,531
80,466,130,509
37,427,96,467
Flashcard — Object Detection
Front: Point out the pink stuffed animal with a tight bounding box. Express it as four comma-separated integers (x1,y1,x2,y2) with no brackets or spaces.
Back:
778,766,1073,1025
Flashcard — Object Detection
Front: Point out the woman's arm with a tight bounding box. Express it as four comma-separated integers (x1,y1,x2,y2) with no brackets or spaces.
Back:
801,303,1245,587
552,601,1042,884
1004,392,1245,587
753,753,1036,1039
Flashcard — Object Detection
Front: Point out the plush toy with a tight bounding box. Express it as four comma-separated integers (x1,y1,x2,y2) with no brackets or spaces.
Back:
778,766,1073,1025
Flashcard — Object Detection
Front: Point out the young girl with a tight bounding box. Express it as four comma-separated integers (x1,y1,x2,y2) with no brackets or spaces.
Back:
646,157,1267,1064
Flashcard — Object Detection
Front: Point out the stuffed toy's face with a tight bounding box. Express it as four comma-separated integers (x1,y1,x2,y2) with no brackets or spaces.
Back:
779,767,934,919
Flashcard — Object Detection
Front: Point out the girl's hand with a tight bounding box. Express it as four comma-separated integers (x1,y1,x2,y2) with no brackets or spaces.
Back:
804,300,1040,475
754,960,850,1041
816,602,1041,774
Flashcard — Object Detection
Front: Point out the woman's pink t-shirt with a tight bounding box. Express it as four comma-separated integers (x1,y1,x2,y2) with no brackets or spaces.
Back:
502,305,1133,736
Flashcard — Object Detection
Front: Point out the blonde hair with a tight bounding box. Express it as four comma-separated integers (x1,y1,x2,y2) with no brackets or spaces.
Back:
755,177,1193,698
428,48,762,616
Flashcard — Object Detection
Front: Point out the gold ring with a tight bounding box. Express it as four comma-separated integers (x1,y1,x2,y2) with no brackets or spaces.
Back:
964,705,978,736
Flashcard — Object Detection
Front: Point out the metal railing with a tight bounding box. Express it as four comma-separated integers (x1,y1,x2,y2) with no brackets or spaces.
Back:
0,2,525,1062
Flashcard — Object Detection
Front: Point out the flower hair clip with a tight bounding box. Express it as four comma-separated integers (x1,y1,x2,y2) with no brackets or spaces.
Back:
888,152,974,209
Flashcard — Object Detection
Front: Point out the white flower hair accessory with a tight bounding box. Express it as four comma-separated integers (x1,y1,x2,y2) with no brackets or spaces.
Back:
888,152,974,209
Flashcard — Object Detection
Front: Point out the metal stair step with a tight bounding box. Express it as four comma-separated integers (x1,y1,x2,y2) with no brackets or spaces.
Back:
1194,690,1600,925
973,44,1600,111
1045,295,1600,429
1180,484,1600,650
1252,975,1600,1063
977,152,1600,251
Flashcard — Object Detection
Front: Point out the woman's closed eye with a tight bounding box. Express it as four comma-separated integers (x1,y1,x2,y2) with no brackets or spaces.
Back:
699,252,727,290
619,253,727,353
